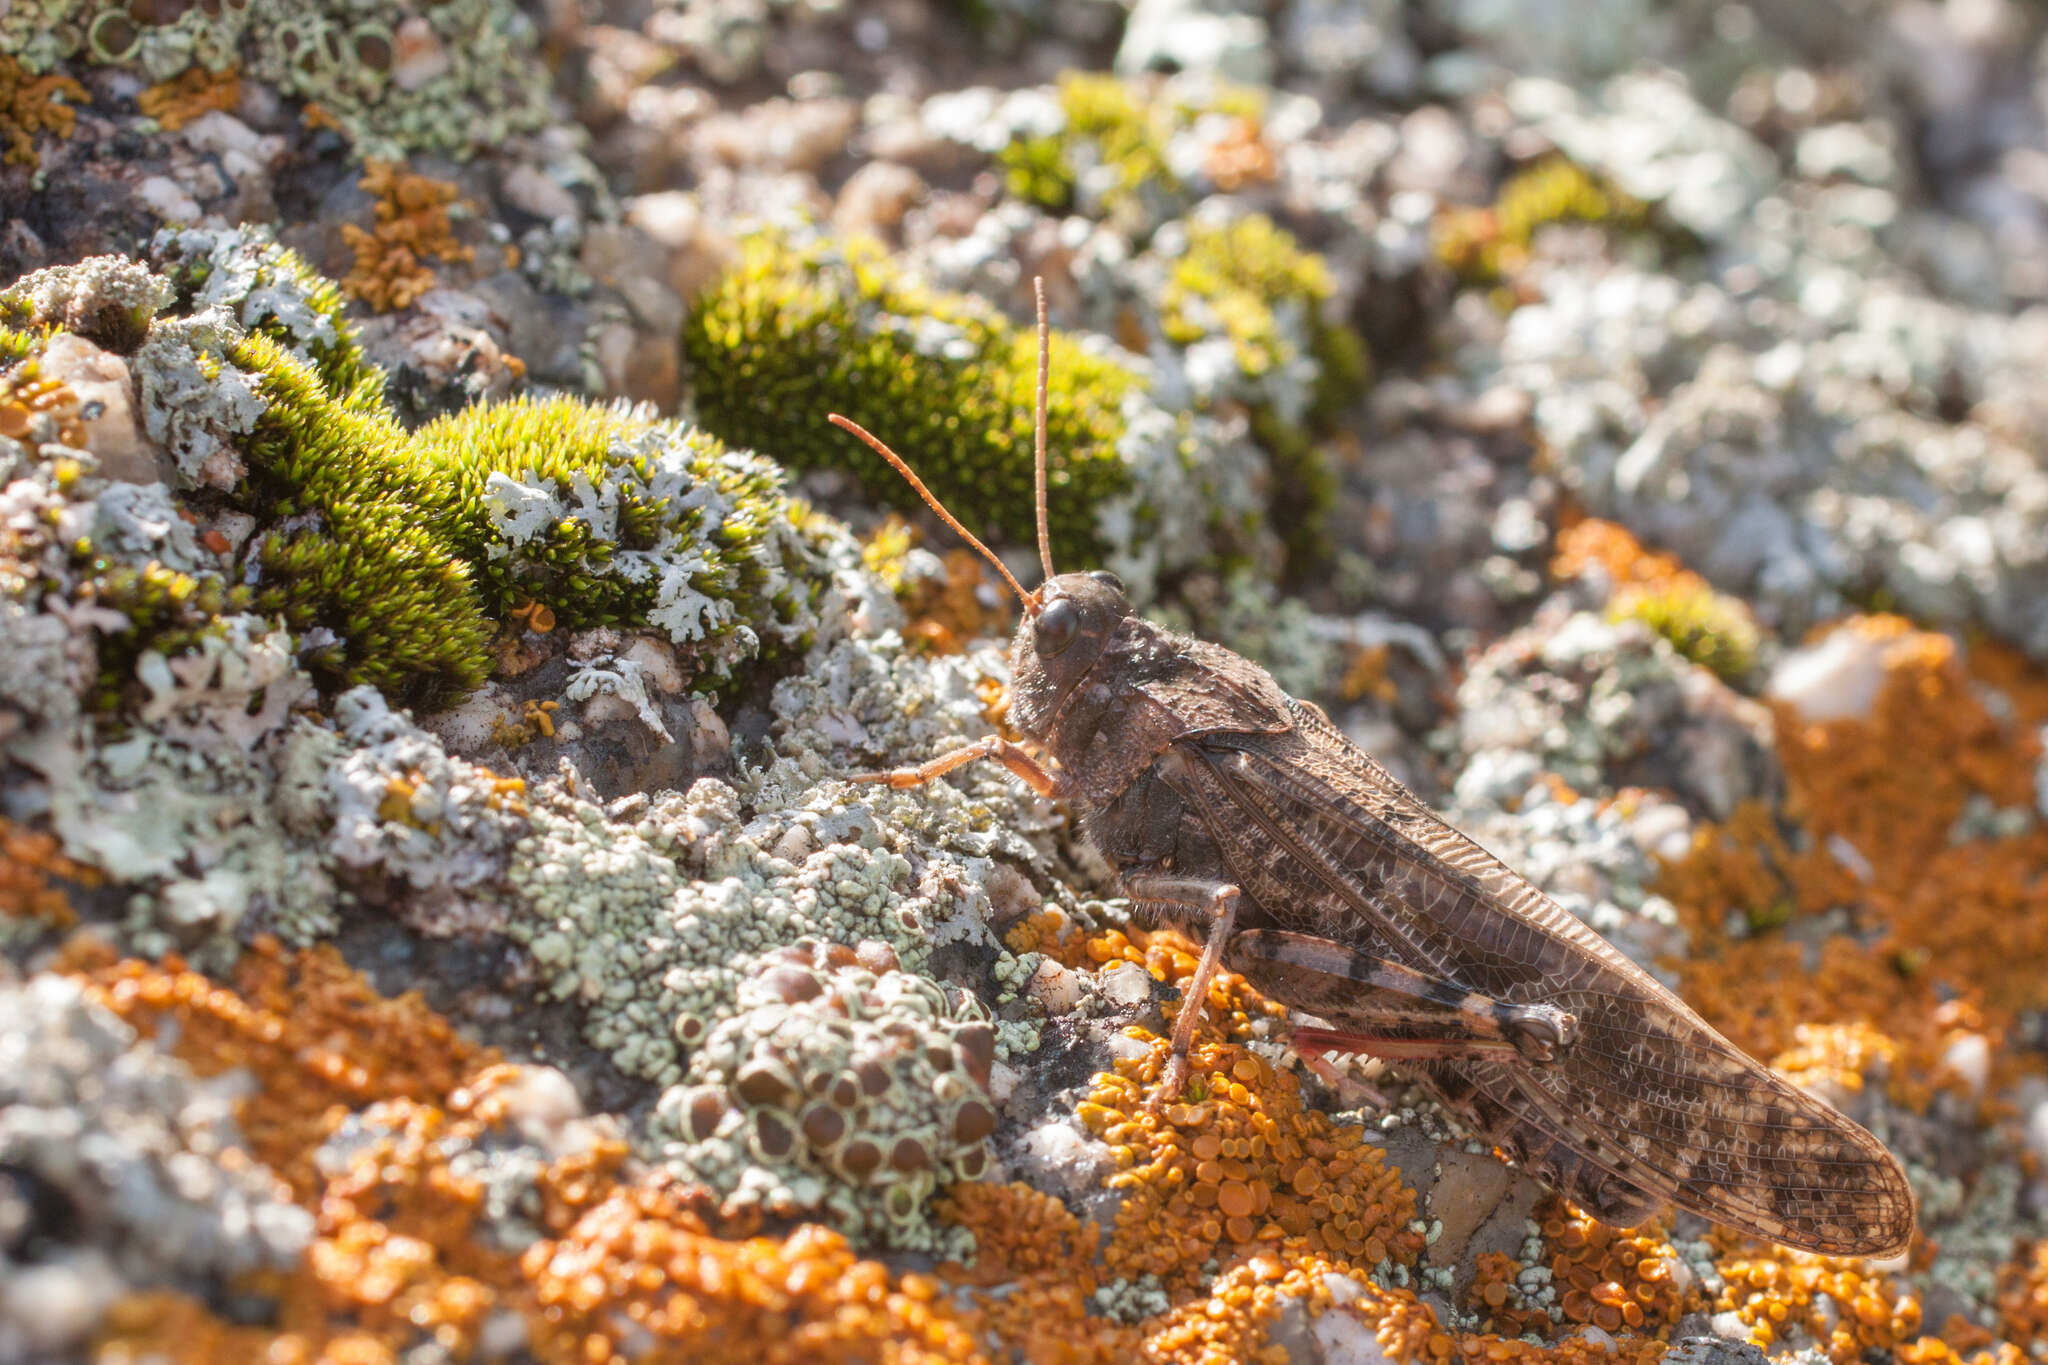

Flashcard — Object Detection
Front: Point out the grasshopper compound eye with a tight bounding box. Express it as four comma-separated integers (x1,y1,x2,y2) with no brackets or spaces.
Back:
1034,596,1079,655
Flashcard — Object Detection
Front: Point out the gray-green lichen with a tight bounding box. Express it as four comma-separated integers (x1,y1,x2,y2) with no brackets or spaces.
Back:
3,0,553,162
650,943,998,1253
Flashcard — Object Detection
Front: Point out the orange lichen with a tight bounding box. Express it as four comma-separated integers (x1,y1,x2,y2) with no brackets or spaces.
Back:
1895,1339,2027,1365
94,1291,305,1365
1995,1239,2048,1349
1551,515,1688,593
1772,618,2036,890
1652,799,1852,952
1680,936,1979,1114
908,550,1005,655
1533,1200,1695,1338
939,1182,1099,1285
489,698,559,747
95,1066,634,1365
1550,516,1760,680
1333,1275,1670,1365
1767,1020,1903,1104
0,54,87,169
301,101,346,134
521,1171,986,1365
508,598,556,633
1203,117,1277,191
1084,921,1287,1044
73,936,498,1199
0,362,89,448
860,518,1011,656
936,1183,1137,1364
1145,1253,1342,1365
138,66,242,131
0,817,98,928
1468,1251,1555,1338
340,162,475,313
296,1095,515,1356
1079,1035,1423,1294
1003,906,1094,969
1708,1234,1922,1362
1339,643,1397,705
1658,616,2048,1111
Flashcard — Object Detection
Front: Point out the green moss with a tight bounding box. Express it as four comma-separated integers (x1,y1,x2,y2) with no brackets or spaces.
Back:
682,234,1140,571
996,72,1179,229
1435,155,1649,285
77,556,256,712
998,133,1077,212
9,243,833,715
415,395,813,650
252,509,492,706
219,320,827,706
152,226,382,405
1613,580,1762,685
1164,216,1346,384
1307,301,1370,433
0,323,47,370
221,331,492,707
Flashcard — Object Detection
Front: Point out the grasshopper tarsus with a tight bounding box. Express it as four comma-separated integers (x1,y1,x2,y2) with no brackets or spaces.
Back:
826,275,1918,1259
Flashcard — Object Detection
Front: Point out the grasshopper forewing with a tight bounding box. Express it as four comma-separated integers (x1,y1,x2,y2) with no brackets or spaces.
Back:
828,280,1916,1258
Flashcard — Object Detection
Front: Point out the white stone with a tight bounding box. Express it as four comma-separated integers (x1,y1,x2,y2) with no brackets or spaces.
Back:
1768,627,1891,723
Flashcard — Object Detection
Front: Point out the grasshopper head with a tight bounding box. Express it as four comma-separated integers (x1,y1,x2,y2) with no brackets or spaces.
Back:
1007,568,1131,742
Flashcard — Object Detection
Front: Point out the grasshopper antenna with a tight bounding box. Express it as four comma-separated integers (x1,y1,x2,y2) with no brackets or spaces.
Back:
1033,276,1056,585
827,413,1041,616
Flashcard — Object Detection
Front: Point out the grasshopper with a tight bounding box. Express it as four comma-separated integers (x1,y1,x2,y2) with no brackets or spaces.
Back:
829,280,1915,1258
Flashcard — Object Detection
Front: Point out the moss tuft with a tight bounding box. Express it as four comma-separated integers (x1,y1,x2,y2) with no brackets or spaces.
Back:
999,73,1176,223
682,234,1140,571
151,226,381,406
416,395,814,651
79,557,257,713
1613,579,1762,685
1435,155,1650,286
0,323,50,371
220,331,492,707
0,244,869,714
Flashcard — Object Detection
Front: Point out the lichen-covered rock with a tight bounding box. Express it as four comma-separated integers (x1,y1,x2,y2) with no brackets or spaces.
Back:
0,974,312,1355
652,941,999,1251
4,0,552,162
11,7,2048,1363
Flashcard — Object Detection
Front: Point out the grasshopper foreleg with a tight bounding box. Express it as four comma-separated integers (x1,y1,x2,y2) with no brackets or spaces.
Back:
1123,872,1242,1106
849,736,1061,797
1229,929,1578,1064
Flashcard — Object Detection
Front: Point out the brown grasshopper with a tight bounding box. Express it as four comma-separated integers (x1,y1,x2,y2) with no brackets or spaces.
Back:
828,280,1915,1258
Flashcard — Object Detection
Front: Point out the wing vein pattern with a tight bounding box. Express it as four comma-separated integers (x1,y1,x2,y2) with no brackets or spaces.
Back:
1160,707,1913,1256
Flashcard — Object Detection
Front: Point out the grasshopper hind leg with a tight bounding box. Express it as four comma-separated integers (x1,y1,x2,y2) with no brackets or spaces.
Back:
1228,929,1580,1064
